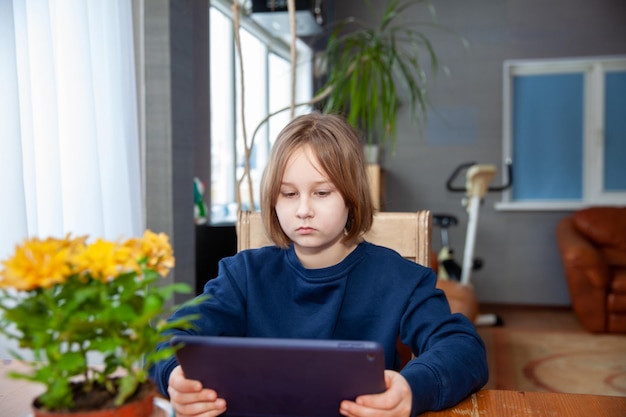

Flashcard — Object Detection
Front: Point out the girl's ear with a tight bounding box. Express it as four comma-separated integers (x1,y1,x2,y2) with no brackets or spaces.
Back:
345,214,353,233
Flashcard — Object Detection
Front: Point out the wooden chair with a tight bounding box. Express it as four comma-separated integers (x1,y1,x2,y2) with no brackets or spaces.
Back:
237,210,432,265
237,210,478,321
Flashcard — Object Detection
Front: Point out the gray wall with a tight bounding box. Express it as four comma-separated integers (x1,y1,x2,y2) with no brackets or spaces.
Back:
334,0,626,305
144,0,210,304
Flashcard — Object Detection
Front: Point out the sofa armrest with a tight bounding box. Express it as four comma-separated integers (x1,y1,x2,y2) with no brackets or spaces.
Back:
556,217,610,289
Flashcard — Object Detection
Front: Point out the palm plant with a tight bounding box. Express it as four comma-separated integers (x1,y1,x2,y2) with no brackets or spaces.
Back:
319,0,449,154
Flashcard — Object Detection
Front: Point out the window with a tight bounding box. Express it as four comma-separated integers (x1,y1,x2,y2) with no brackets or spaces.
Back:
209,2,313,224
1,0,142,261
497,56,626,211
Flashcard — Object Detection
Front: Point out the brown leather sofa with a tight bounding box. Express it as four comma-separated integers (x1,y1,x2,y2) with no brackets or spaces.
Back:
556,207,626,333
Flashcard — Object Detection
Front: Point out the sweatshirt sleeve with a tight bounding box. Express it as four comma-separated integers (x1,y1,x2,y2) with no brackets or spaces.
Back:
149,353,180,397
147,255,249,397
399,269,488,416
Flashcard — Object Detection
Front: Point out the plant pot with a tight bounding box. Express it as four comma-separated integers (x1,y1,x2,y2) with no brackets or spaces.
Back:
31,381,164,417
363,144,380,164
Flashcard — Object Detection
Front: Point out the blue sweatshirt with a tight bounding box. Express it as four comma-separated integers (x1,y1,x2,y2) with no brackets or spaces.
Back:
149,241,488,416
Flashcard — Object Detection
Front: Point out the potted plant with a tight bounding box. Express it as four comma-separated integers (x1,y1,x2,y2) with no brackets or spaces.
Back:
0,231,199,416
317,0,448,161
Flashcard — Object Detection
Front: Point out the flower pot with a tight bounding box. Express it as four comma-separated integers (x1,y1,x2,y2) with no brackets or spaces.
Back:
31,381,162,417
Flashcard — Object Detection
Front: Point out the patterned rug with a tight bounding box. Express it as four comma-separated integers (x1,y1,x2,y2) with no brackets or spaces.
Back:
478,328,626,396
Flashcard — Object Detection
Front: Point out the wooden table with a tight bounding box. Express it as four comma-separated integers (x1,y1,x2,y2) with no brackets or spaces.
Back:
1,360,45,417
2,360,625,417
420,389,626,417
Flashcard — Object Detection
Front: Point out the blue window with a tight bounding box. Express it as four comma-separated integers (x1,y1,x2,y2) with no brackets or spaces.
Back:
499,56,626,210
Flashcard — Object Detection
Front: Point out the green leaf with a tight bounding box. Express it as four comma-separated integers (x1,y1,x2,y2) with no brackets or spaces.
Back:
37,379,73,410
115,374,140,406
56,351,86,373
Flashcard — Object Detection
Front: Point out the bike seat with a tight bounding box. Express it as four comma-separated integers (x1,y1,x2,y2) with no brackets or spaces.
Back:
433,214,458,228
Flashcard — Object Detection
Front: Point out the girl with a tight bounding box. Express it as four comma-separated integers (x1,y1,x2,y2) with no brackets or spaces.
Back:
149,112,488,417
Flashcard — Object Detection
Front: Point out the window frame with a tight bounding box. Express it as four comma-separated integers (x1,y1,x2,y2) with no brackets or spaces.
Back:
209,1,313,224
497,55,626,211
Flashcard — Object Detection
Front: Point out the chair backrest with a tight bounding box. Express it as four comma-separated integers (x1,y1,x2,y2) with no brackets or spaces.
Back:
237,210,432,266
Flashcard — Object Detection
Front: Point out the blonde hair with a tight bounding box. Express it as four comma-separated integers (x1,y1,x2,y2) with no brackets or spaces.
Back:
260,112,374,248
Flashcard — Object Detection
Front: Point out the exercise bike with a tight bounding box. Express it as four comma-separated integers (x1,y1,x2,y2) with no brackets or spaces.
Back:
434,160,513,326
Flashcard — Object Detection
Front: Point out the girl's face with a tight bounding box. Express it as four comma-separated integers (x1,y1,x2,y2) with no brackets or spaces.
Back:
275,145,353,268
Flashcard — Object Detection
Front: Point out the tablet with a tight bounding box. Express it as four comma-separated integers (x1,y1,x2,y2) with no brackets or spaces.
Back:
171,335,386,417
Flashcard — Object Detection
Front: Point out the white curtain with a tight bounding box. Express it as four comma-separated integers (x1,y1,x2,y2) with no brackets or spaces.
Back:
0,0,143,259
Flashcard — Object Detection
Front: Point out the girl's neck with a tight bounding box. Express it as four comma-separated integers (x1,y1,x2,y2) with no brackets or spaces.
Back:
294,241,358,269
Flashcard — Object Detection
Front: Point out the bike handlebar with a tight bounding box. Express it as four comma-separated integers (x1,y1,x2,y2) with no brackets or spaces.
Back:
446,159,513,193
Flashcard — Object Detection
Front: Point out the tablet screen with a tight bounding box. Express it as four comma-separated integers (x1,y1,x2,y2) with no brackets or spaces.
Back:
172,335,386,417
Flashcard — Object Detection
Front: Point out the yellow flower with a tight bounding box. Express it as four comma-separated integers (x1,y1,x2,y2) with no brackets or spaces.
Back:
0,236,79,291
0,230,174,292
126,230,175,277
71,239,138,282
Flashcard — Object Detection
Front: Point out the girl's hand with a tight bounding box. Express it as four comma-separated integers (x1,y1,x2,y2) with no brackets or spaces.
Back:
339,370,412,417
167,365,227,417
